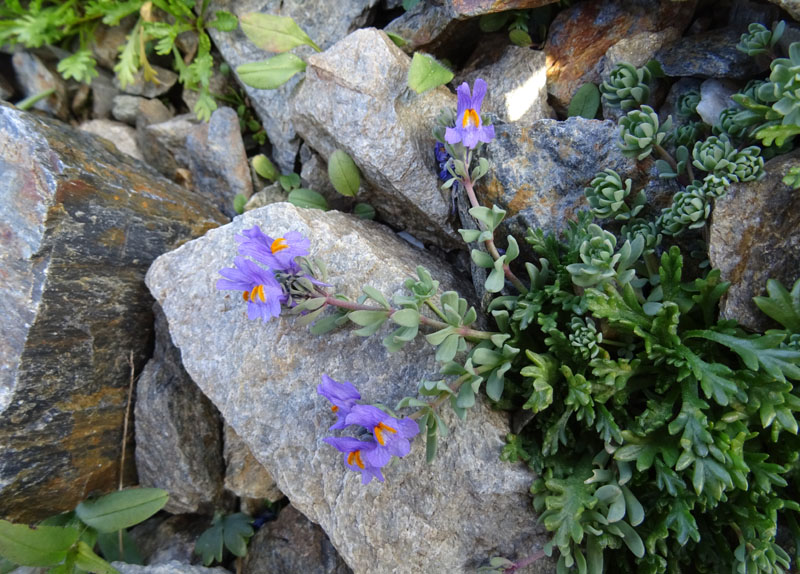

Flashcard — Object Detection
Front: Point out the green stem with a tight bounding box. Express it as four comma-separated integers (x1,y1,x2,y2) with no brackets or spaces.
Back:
460,155,529,295
407,364,495,420
323,295,495,342
424,299,448,322
16,89,56,111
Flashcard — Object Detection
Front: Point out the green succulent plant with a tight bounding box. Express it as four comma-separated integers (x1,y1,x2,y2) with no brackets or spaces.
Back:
716,107,749,138
621,219,661,253
566,224,622,287
677,89,701,117
584,168,645,221
783,165,800,189
568,316,603,360
675,121,704,147
730,146,765,182
736,21,785,57
692,134,738,174
701,173,732,199
600,62,652,111
618,105,673,160
658,182,710,235
766,42,800,126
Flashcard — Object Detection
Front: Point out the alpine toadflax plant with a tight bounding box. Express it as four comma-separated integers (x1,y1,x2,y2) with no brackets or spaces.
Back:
319,375,420,484
445,78,495,149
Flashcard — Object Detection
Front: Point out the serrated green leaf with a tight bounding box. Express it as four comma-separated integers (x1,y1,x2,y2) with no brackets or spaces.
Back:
407,52,453,94
568,83,600,119
237,53,306,89
221,513,254,557
75,488,168,534
328,149,361,197
288,188,328,210
195,521,223,566
754,278,800,332
240,12,320,53
0,520,80,566
755,124,800,147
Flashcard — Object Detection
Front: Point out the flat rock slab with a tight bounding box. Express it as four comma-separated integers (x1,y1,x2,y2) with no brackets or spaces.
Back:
654,28,767,79
292,28,459,248
0,102,226,521
709,150,800,332
146,203,553,574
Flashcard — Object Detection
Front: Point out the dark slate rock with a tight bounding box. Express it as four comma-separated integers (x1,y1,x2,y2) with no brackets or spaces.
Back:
135,305,225,514
129,514,211,565
654,28,768,79
243,505,352,574
0,102,226,521
112,94,173,127
709,150,800,332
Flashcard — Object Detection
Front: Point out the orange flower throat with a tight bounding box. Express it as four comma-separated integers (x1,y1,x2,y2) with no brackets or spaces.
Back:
462,108,480,128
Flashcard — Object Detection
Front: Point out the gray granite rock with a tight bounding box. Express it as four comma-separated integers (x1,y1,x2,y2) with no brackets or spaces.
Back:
145,203,553,574
138,114,200,178
709,150,800,332
478,117,651,240
766,0,800,21
206,0,380,173
79,119,143,160
11,51,69,119
456,46,554,125
112,94,173,127
292,28,459,247
658,77,703,130
654,28,767,79
696,78,739,127
135,305,225,514
224,424,282,502
129,514,211,565
244,182,287,211
111,562,230,574
243,505,351,574
186,106,253,216
90,69,119,119
0,102,226,522
115,65,178,98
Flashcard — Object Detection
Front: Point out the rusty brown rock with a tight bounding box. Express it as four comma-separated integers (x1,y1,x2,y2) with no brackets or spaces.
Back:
0,102,226,522
544,0,695,112
709,150,800,332
223,424,282,503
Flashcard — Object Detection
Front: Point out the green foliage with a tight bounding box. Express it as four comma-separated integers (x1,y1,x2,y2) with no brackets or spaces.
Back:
568,83,600,119
240,12,321,53
288,188,328,210
782,165,800,189
252,154,279,181
237,53,307,89
677,89,701,118
600,62,651,111
407,52,454,94
195,512,255,566
353,202,376,220
737,21,784,57
584,169,644,221
0,488,166,574
618,105,672,160
233,193,247,214
328,150,361,197
0,1,237,121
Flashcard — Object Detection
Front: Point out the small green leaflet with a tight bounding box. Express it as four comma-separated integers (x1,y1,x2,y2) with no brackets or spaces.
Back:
237,53,307,90
195,513,254,566
288,188,328,210
252,154,278,181
328,149,361,197
407,52,454,94
240,13,321,53
233,193,247,214
353,203,376,219
206,10,238,32
755,124,800,147
568,83,600,119
75,488,168,533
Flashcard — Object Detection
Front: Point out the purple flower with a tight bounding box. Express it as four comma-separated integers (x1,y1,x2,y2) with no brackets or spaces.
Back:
236,226,310,273
216,256,286,322
345,405,420,458
445,79,495,149
323,436,386,484
317,374,361,430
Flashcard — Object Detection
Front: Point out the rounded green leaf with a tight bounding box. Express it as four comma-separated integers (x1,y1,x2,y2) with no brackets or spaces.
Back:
287,188,328,210
237,54,306,90
568,83,600,119
353,203,376,220
233,193,247,214
328,149,361,197
75,488,168,533
252,154,278,181
392,308,420,328
240,13,321,53
407,52,454,94
509,28,533,47
0,520,80,566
